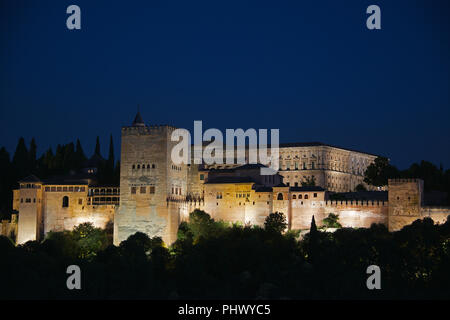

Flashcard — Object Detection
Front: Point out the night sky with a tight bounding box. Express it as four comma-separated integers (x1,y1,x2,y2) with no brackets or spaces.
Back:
1,0,449,169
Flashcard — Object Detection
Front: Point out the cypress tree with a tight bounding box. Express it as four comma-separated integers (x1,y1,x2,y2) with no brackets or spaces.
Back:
94,136,101,157
28,138,37,173
75,139,87,167
308,215,318,263
0,147,13,219
12,137,29,179
108,134,114,169
310,215,317,235
63,142,75,172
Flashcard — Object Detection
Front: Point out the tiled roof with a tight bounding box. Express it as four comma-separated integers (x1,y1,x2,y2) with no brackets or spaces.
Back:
205,176,256,184
18,174,42,183
289,186,325,192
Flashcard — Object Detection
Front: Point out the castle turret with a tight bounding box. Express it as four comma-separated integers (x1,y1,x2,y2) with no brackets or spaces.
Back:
16,175,44,244
114,114,186,245
388,178,424,231
132,111,145,127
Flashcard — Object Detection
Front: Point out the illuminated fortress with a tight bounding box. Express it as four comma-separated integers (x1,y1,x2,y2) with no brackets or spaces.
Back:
7,113,450,245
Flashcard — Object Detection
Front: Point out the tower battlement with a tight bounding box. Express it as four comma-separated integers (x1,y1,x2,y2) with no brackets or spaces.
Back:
121,125,178,136
388,178,423,184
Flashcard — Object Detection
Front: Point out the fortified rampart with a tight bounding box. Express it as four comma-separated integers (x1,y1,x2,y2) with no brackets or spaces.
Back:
9,114,450,245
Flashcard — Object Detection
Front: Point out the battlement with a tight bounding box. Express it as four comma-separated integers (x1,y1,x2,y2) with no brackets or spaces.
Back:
325,200,388,207
122,124,179,136
388,178,423,184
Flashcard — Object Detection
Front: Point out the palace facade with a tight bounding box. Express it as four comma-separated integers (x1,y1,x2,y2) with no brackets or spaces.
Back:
6,113,450,245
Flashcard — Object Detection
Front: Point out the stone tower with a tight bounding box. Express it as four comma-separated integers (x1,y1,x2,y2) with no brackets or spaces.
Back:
388,178,424,231
113,112,187,245
16,175,44,244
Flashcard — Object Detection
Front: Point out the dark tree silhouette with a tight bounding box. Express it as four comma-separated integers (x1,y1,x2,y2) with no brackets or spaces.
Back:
264,212,287,233
94,136,101,157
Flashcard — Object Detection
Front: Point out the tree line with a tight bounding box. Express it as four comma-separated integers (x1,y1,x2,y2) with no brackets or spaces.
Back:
0,136,120,219
0,210,448,299
364,157,450,194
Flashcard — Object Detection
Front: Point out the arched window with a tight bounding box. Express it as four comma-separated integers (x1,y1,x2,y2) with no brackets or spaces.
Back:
277,193,283,200
62,196,69,208
292,194,297,199
304,194,309,199
298,194,302,199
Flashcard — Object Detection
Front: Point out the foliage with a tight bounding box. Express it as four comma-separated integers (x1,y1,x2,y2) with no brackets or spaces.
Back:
181,209,228,244
72,222,109,259
0,136,120,219
264,212,288,234
301,176,316,187
322,213,342,228
355,183,367,192
364,156,400,187
1,214,450,299
363,158,450,204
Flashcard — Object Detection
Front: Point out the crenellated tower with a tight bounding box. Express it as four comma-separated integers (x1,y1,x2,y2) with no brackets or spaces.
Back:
113,112,188,245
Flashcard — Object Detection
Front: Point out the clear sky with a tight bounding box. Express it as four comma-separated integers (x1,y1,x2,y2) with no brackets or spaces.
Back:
1,0,449,169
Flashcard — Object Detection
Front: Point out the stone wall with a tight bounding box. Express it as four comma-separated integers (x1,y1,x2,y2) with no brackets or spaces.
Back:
0,214,18,241
115,125,183,245
16,186,43,244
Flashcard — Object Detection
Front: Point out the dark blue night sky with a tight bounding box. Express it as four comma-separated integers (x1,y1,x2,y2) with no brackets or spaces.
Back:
1,0,449,169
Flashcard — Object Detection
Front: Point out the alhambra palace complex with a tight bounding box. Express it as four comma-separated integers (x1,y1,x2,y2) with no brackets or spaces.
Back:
3,113,450,245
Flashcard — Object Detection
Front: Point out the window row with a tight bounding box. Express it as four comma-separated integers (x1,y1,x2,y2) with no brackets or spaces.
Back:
88,188,120,196
132,164,156,170
131,186,156,194
171,165,182,171
88,197,119,204
292,193,317,200
171,187,182,195
20,198,40,203
235,193,250,199
45,186,86,192
20,184,41,189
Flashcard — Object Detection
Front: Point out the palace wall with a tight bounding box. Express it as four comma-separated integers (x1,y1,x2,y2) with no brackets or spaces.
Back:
0,214,18,240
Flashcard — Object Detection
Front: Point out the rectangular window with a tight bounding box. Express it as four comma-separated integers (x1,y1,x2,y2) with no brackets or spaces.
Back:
149,186,155,194
25,198,31,203
57,187,62,192
45,187,50,192
69,186,74,192
78,199,83,205
51,186,56,192
199,174,204,180
63,187,68,192
140,186,146,194
314,193,317,198
131,187,136,194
